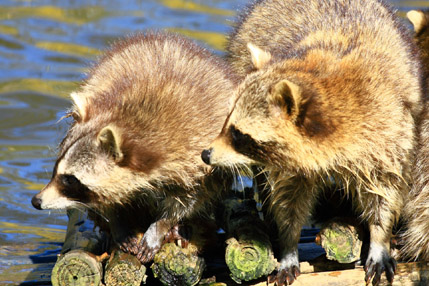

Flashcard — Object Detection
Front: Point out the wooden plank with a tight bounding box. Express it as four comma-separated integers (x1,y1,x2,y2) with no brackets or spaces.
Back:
250,262,429,286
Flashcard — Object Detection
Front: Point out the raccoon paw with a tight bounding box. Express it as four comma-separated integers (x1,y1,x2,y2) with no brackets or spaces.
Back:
268,251,300,285
118,236,140,255
135,222,166,264
164,224,191,248
136,236,161,264
267,266,300,285
364,246,397,285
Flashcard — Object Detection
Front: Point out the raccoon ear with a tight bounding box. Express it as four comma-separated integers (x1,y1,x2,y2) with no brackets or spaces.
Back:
407,10,426,33
97,125,123,162
70,92,88,121
268,79,302,120
247,43,272,69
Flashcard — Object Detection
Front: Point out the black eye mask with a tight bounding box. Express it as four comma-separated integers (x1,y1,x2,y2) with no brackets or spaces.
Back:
58,174,93,203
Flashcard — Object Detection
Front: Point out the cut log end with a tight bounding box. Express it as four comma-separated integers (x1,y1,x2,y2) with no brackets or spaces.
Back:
151,242,205,286
317,218,364,264
104,249,147,286
51,250,102,286
225,236,277,283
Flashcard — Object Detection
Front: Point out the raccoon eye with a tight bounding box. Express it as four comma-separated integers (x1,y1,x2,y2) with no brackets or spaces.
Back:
230,125,252,148
71,111,81,122
61,175,79,187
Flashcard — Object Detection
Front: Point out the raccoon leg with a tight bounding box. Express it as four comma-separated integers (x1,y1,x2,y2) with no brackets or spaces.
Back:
137,218,173,264
358,186,400,285
267,175,317,285
107,215,142,255
364,225,397,286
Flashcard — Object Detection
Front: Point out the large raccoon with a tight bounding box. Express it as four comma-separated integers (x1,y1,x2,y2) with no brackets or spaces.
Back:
400,10,429,261
202,0,422,285
31,32,236,263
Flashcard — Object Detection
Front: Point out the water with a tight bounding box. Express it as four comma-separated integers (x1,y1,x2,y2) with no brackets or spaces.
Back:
0,0,427,283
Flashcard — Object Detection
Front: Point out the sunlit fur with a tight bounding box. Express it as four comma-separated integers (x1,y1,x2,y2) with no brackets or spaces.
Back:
33,32,236,254
209,0,423,283
401,10,429,261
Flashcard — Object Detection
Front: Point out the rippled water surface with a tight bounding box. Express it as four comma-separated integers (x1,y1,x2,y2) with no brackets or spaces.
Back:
0,0,427,284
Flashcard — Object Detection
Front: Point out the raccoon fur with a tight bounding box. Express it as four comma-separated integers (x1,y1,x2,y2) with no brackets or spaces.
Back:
400,10,429,261
31,32,236,263
202,0,422,285
407,10,429,81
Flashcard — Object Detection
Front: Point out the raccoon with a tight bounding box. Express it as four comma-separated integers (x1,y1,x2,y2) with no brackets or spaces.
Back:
202,0,422,285
31,32,236,263
400,10,429,261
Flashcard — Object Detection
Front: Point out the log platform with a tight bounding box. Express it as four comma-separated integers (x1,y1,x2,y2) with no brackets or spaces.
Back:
2,210,429,285
2,227,429,285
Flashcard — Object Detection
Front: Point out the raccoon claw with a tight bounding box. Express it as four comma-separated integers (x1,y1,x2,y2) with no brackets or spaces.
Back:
119,236,140,255
267,266,300,285
164,224,191,248
136,238,160,264
364,253,397,285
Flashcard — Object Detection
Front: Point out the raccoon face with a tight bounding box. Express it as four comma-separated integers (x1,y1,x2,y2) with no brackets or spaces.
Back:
202,44,306,170
32,121,153,211
202,79,301,169
31,124,111,210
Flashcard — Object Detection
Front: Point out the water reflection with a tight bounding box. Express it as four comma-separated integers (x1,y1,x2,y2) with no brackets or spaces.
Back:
0,0,426,283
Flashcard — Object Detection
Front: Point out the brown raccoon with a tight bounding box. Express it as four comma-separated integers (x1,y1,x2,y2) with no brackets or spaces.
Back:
31,32,236,263
202,0,423,285
400,10,429,261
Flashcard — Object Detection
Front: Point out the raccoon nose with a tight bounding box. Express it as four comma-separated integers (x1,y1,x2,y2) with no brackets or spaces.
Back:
201,148,212,165
31,195,42,210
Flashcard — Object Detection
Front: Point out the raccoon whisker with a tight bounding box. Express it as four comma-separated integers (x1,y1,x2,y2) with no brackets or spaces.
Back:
232,164,245,192
56,112,72,124
240,164,253,178
238,174,246,193
226,163,236,184
73,201,110,223
232,165,243,190
70,204,90,217
43,209,64,216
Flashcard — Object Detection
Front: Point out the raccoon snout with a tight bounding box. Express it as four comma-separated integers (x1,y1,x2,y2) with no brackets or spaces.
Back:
201,148,213,165
31,194,42,210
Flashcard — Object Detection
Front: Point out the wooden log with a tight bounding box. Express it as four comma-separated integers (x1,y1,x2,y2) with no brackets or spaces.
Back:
104,249,147,286
151,242,205,286
51,250,103,286
225,232,277,284
315,218,364,264
51,209,110,286
221,183,277,283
